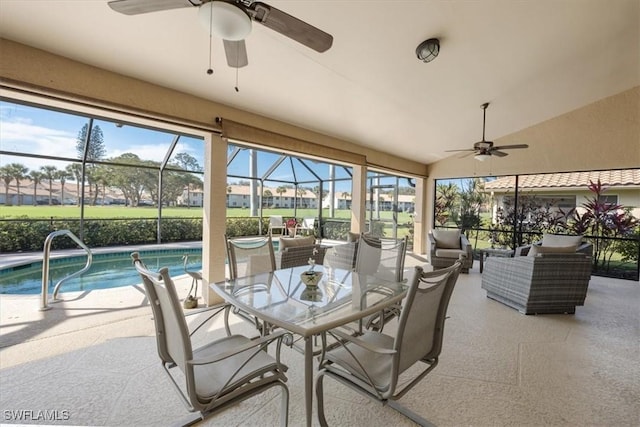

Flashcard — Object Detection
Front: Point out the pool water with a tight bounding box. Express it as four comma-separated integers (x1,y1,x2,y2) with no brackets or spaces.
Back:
0,249,202,295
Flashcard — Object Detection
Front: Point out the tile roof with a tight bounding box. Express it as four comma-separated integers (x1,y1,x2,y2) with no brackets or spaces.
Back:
484,169,640,190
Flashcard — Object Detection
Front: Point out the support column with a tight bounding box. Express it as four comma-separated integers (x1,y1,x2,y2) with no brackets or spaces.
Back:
202,133,227,306
413,177,428,255
351,165,367,233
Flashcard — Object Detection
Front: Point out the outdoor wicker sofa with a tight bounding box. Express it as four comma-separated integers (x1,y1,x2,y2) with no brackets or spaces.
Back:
481,252,592,315
274,236,326,269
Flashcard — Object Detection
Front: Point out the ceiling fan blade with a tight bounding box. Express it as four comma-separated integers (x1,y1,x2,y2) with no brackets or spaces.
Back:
247,2,333,52
491,150,509,157
459,151,476,159
108,0,199,15
445,148,475,152
492,144,529,150
223,39,248,68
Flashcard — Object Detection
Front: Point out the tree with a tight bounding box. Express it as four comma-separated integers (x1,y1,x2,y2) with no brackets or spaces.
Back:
108,153,153,207
0,165,14,206
55,169,71,205
65,163,83,206
76,124,106,205
456,178,487,247
29,170,44,206
90,166,111,206
76,124,106,160
263,189,273,207
172,153,202,207
276,186,287,207
434,183,458,226
312,185,327,203
40,165,58,205
9,163,28,206
173,152,201,172
296,187,307,208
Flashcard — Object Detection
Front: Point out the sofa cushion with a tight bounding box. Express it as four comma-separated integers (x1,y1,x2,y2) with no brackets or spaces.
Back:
528,245,578,257
432,229,461,249
541,233,583,248
435,248,466,259
279,236,315,250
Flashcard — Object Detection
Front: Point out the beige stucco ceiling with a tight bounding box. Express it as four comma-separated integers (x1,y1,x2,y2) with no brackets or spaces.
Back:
0,0,638,164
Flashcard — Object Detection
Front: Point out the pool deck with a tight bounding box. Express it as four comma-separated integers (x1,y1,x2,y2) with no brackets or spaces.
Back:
1,254,638,426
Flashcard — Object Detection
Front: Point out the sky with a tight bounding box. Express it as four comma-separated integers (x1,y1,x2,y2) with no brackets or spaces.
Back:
0,101,203,171
0,99,407,194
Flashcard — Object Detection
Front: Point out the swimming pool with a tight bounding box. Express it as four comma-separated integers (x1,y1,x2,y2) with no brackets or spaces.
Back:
0,249,202,295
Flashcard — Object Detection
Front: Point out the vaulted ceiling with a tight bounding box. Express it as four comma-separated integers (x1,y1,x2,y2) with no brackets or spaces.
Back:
1,0,638,164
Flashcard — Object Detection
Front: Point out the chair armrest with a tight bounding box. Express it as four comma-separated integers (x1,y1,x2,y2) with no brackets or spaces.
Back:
577,241,593,257
428,233,436,255
460,234,472,254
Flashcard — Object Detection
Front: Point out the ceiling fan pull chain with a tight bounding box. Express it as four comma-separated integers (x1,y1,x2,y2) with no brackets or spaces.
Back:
206,4,214,75
234,42,240,92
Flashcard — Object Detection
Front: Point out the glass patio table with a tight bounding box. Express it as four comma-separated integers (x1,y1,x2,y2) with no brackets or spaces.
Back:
210,264,408,427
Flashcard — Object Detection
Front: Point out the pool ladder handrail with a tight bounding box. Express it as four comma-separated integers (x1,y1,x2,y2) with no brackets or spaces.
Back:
40,230,93,311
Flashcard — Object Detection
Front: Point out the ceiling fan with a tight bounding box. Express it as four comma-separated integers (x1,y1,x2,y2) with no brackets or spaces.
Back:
447,102,528,161
108,0,333,69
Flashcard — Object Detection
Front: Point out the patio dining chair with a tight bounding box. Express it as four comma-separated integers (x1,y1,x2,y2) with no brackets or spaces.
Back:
226,235,277,280
315,262,462,427
268,215,285,237
355,235,408,332
295,217,316,236
131,252,290,427
225,235,277,335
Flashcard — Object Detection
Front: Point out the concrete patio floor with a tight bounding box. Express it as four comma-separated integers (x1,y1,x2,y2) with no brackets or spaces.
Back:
1,253,639,426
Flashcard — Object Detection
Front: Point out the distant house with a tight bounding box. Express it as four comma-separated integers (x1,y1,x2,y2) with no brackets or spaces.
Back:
484,169,640,221
226,184,319,209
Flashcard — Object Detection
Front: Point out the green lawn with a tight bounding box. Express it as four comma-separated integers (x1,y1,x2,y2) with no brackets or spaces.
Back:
0,205,413,223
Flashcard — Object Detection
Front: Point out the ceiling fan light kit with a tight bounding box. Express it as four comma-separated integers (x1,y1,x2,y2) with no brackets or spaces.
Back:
197,1,251,41
474,153,491,162
416,38,440,63
108,0,333,72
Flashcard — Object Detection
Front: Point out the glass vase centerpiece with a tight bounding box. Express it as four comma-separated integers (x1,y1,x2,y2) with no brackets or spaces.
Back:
300,250,323,289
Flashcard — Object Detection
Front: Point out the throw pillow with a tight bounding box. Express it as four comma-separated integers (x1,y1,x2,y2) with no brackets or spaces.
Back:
541,233,583,248
528,245,578,257
432,229,461,249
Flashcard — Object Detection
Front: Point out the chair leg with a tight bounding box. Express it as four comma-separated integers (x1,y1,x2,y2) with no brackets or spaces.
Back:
279,382,289,427
316,371,329,427
386,399,436,427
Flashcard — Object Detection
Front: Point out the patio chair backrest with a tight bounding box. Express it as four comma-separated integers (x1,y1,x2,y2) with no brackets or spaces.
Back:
269,215,283,227
355,235,408,282
226,235,276,280
395,262,462,374
131,253,192,373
